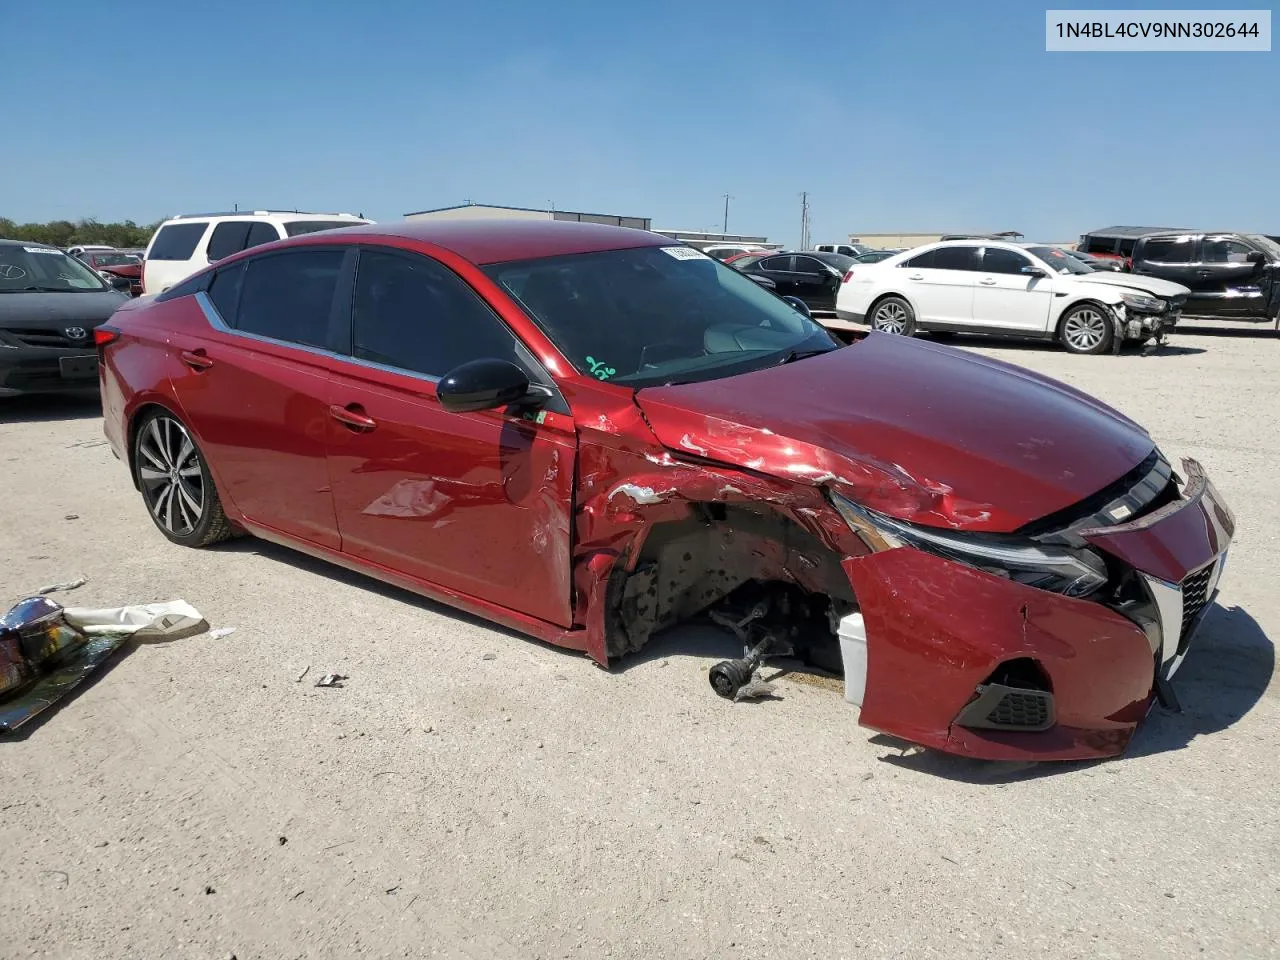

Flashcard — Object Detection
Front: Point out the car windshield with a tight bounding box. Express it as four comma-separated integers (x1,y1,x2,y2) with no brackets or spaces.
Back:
283,220,365,237
484,245,838,388
1246,235,1280,259
0,245,108,292
1027,245,1093,275
91,252,140,266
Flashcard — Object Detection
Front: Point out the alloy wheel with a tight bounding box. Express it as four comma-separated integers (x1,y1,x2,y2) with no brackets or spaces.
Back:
1063,309,1108,351
137,416,205,536
873,302,909,334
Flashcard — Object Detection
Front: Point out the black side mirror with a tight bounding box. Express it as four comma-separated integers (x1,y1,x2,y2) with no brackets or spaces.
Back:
782,295,811,317
1246,251,1265,264
1021,265,1047,277
437,358,533,414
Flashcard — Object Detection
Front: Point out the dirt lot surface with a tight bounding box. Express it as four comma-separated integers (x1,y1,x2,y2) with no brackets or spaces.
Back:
2,324,1277,960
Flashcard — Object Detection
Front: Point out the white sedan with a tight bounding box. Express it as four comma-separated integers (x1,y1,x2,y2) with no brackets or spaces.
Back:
832,240,1192,354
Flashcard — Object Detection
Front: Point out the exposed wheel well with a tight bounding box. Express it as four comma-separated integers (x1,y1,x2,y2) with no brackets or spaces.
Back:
605,501,856,666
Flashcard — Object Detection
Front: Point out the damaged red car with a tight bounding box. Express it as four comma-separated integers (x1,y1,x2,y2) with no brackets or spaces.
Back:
97,220,1234,761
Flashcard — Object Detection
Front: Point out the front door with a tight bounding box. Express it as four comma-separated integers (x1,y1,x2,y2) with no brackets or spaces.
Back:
325,247,577,626
791,255,841,310
1196,235,1269,320
972,246,1055,332
169,248,352,549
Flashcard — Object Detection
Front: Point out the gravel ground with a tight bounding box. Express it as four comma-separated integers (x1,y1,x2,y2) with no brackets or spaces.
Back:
1,323,1277,960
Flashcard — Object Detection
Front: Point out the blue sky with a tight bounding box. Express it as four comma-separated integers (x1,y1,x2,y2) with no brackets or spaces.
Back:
1,0,1274,246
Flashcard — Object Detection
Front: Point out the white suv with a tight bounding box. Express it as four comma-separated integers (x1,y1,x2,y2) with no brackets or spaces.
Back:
141,210,373,295
833,239,1192,354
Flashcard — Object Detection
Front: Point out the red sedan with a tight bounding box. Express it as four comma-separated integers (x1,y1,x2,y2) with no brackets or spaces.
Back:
96,219,1234,762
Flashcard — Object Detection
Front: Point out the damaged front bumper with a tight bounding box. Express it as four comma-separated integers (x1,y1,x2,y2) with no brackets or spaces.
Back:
838,458,1233,761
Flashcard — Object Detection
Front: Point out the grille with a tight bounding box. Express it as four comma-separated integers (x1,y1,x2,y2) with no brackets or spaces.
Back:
6,327,90,349
986,690,1052,729
1178,563,1215,654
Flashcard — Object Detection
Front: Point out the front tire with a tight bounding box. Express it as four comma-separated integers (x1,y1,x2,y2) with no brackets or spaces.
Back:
1058,304,1115,355
133,410,234,547
869,296,916,336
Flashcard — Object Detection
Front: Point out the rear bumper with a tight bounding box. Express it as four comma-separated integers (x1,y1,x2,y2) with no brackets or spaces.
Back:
839,458,1233,761
0,345,100,397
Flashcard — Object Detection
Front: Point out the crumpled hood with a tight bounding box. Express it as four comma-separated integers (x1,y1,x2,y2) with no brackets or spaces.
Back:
1073,272,1190,299
635,333,1155,532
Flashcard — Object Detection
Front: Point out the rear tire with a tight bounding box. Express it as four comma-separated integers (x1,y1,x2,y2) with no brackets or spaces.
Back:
1058,304,1115,355
133,410,234,547
869,296,916,337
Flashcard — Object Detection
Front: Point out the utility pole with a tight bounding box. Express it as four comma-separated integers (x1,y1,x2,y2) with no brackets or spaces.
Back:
722,194,733,235
799,192,811,250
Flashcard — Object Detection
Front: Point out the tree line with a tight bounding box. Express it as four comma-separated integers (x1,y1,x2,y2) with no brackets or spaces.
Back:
0,217,159,249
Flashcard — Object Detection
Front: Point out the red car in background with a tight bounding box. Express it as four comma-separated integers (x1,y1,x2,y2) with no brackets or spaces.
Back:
79,250,143,296
96,219,1233,763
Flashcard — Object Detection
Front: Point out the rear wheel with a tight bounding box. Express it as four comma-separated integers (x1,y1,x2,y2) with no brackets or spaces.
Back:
133,410,234,547
870,296,916,336
1058,304,1114,355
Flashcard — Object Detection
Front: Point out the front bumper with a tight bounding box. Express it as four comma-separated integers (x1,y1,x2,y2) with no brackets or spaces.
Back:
0,343,101,397
839,458,1233,761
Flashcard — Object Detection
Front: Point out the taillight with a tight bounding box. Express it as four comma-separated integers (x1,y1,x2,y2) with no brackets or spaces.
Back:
842,269,855,283
94,326,121,347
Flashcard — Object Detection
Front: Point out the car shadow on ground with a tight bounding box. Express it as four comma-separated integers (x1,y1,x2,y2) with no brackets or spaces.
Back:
0,394,101,424
1174,324,1279,338
209,537,542,650
928,334,1206,358
873,602,1273,783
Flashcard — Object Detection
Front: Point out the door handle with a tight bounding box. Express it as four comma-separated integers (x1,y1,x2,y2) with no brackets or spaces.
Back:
1195,269,1211,276
907,273,924,280
979,278,997,285
329,403,377,432
180,348,213,371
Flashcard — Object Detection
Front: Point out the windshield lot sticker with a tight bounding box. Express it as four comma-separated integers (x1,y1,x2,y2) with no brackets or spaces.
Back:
585,356,617,380
660,246,710,261
23,247,61,254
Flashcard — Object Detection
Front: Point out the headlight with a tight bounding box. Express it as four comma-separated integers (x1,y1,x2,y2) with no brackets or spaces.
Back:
832,493,1108,598
1120,293,1165,313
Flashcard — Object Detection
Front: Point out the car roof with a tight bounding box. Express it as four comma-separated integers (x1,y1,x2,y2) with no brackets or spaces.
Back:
0,238,58,249
1084,225,1191,238
300,218,673,266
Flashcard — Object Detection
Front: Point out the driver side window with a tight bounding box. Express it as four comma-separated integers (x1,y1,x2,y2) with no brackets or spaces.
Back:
351,248,524,380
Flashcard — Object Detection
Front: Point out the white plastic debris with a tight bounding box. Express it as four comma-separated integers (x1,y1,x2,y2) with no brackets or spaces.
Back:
33,576,89,595
734,673,778,701
207,627,237,640
62,600,207,640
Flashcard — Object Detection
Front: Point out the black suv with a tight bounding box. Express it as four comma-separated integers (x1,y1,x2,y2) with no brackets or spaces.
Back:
1129,232,1280,325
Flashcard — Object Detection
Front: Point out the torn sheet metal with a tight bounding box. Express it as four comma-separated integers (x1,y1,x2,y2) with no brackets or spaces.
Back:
0,597,213,735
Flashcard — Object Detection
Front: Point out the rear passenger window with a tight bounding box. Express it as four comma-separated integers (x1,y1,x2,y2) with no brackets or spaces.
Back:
206,221,252,262
235,250,345,348
351,249,520,379
207,262,246,323
1082,237,1114,255
932,246,978,271
759,255,793,272
245,222,279,249
1140,238,1194,263
148,222,207,260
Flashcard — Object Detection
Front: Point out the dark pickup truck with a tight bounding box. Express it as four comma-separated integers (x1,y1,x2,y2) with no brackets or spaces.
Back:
1129,232,1280,325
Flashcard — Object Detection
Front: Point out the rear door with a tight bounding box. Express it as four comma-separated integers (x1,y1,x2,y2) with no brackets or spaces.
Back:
324,246,577,626
1198,235,1269,319
972,246,1054,332
169,246,352,549
756,255,797,297
896,245,979,326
